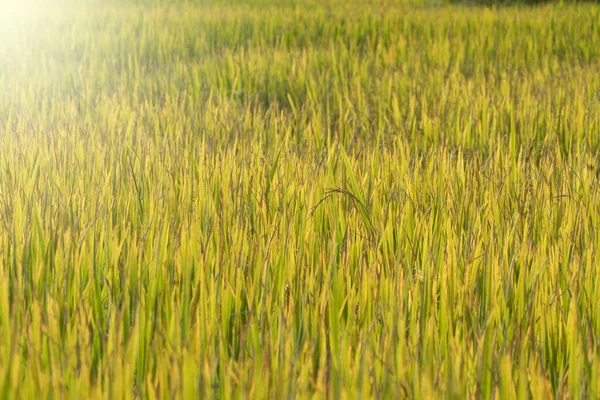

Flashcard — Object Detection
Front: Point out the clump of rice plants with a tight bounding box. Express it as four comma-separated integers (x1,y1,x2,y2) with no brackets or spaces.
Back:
1,0,600,397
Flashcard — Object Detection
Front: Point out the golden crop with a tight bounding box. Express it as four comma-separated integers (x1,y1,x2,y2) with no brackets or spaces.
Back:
1,1,600,398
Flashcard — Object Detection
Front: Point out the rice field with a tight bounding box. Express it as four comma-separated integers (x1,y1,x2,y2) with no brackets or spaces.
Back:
1,0,600,398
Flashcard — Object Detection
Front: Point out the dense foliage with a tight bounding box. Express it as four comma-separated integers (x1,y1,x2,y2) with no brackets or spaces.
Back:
1,1,600,398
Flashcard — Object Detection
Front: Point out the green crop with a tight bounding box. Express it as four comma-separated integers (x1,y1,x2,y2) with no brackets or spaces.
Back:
1,0,600,398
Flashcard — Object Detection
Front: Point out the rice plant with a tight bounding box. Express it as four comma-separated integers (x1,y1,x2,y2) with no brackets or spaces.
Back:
1,0,600,398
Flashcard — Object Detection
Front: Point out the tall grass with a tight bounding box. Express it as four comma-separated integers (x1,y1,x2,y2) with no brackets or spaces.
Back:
1,1,600,397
